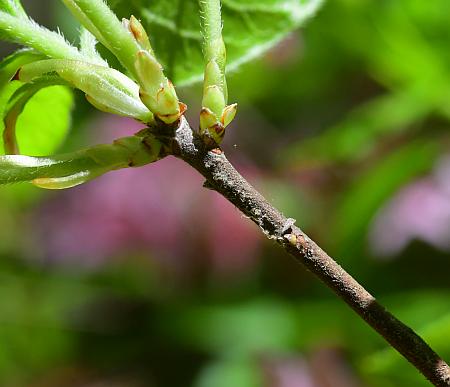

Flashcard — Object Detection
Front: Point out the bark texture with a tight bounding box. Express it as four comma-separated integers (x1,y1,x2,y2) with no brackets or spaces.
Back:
165,117,450,386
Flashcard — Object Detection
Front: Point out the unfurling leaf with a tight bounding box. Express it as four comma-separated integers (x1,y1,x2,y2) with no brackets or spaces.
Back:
0,0,26,18
78,27,108,66
0,10,83,61
19,59,153,123
0,133,163,189
0,83,74,157
3,77,69,154
221,103,237,127
61,0,141,77
126,15,153,54
0,49,44,88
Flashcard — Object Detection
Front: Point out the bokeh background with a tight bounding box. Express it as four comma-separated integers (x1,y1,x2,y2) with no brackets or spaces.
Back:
0,0,449,386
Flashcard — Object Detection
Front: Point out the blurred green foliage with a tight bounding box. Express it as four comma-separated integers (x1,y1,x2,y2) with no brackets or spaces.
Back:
0,0,449,386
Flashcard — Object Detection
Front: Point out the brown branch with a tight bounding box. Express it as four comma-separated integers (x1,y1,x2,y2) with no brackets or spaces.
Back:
167,117,450,386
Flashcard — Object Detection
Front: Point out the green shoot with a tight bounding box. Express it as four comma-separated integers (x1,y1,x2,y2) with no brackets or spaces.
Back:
199,0,237,145
61,0,184,124
0,10,83,60
19,59,153,123
0,133,163,189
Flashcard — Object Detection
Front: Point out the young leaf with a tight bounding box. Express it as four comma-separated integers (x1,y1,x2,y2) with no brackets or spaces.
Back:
1,85,74,156
3,77,69,154
109,0,325,86
0,49,44,89
0,152,98,188
0,52,74,156
0,133,163,189
18,59,153,123
60,0,141,77
0,0,26,18
78,27,108,66
0,10,83,61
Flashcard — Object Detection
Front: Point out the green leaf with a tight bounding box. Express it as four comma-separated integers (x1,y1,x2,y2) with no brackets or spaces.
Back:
0,52,74,156
109,0,324,86
0,0,26,18
0,10,83,60
60,0,141,76
19,59,153,123
2,77,69,154
0,49,44,89
0,134,163,189
1,85,74,156
78,27,108,66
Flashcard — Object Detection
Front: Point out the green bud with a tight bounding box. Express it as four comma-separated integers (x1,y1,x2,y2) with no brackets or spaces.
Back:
200,102,237,145
203,59,224,91
202,85,225,119
84,136,162,168
200,107,218,133
85,143,130,168
126,16,153,54
155,81,179,116
114,135,162,167
200,25,235,144
200,108,224,145
135,51,164,105
221,103,237,128
135,50,181,124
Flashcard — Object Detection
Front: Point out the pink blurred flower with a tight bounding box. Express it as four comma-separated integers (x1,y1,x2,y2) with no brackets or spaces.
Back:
369,155,450,257
33,116,262,275
264,356,314,387
263,348,359,387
